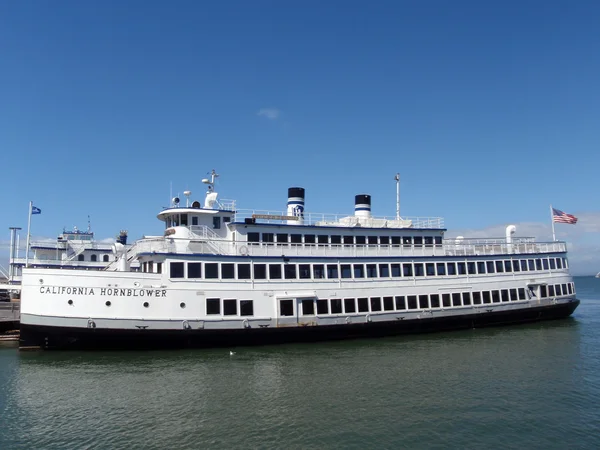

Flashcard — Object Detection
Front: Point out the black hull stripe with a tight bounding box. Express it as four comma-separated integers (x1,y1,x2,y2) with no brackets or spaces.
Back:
19,301,579,351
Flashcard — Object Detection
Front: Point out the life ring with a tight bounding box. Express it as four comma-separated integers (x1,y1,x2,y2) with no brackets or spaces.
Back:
239,245,248,256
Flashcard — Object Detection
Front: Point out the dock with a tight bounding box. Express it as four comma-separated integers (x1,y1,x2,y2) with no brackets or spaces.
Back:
0,301,20,334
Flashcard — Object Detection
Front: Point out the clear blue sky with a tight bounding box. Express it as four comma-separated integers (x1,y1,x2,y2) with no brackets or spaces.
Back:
1,1,599,273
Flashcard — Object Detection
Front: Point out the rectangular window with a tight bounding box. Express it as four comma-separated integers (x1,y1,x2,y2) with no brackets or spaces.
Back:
402,263,413,277
520,260,528,271
206,298,220,315
442,294,451,307
188,262,201,278
472,292,482,305
367,236,378,245
457,263,466,275
504,260,512,273
482,291,491,304
344,298,356,313
316,299,329,314
330,298,342,314
247,232,260,243
327,264,339,279
549,258,556,270
437,262,446,276
262,233,274,243
380,236,390,245
276,234,288,245
395,296,406,310
313,264,325,279
501,290,509,302
391,236,401,246
462,292,471,306
290,234,302,244
426,263,435,276
370,297,382,312
467,262,476,275
407,295,418,309
331,235,342,245
355,236,366,245
192,216,198,226
492,290,501,303
495,261,504,273
550,285,557,296
221,263,235,279
317,235,329,244
213,217,221,229
284,264,297,279
223,299,237,315
418,295,428,309
540,285,548,297
452,293,462,307
509,289,518,301
430,294,440,308
302,299,315,315
366,264,378,278
528,259,535,271
512,260,520,272
562,283,568,295
353,264,365,278
414,236,423,247
358,297,369,312
280,299,294,316
298,264,311,279
447,263,457,275
240,300,254,316
556,258,563,269
238,264,251,280
254,264,267,279
414,263,424,277
205,263,219,279
434,236,442,247
477,261,486,274
269,264,282,279
542,259,549,270
424,236,433,247
343,235,354,245
156,263,162,274
383,296,394,311
341,264,352,278
518,288,526,300
535,259,542,271
486,261,495,274
304,234,316,245
391,264,401,277
170,262,184,278
379,264,390,277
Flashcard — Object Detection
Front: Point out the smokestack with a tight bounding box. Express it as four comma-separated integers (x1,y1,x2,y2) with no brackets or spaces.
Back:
287,187,305,225
355,194,371,218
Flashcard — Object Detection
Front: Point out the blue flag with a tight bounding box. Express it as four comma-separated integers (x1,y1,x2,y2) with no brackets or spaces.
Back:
31,205,41,215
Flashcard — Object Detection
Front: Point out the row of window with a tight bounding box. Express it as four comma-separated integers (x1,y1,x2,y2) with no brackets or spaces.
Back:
202,282,575,317
166,257,569,280
77,254,110,262
165,214,232,229
247,232,442,247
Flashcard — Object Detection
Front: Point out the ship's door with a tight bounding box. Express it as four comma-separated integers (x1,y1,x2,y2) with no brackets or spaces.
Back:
276,296,317,326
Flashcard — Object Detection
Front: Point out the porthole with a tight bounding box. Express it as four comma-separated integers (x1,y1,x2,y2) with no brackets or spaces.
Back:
106,301,111,307
68,299,73,305
143,302,149,308
180,302,186,309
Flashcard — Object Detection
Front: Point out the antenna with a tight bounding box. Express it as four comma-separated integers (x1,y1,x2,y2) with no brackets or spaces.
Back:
394,173,400,219
87,215,91,233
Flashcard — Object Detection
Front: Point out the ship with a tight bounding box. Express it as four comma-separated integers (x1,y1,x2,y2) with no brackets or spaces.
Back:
19,170,579,350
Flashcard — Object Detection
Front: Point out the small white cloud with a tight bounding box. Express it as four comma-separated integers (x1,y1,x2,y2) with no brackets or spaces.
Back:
257,108,281,120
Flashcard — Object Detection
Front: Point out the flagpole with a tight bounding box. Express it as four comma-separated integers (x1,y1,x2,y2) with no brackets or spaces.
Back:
550,204,556,242
25,201,32,268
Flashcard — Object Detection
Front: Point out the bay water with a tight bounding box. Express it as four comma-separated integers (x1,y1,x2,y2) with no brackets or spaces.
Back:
1,276,599,449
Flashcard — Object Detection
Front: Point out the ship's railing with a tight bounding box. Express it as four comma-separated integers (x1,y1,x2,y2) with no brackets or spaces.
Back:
232,209,444,229
129,237,567,258
11,257,111,268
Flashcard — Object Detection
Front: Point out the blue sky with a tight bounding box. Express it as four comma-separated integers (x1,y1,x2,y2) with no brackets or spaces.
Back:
0,1,599,274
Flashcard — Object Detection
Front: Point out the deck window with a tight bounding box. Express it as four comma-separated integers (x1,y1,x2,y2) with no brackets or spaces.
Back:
344,298,356,313
509,289,518,301
327,264,339,279
549,285,556,296
304,234,316,244
528,259,535,271
223,299,237,315
353,264,365,278
556,258,563,269
395,296,406,310
313,264,325,279
467,262,476,275
170,262,184,278
414,236,423,248
383,296,394,311
442,294,451,307
402,236,411,247
341,264,352,279
380,236,390,245
222,263,235,279
457,262,466,275
542,259,549,270
379,264,390,277
430,294,440,308
407,296,418,309
343,236,354,245
91,254,97,262
358,297,369,312
520,260,528,271
213,217,221,229
447,263,457,275
512,260,520,272
437,263,446,276
276,234,288,245
181,214,188,226
540,285,548,297
486,261,495,274
330,299,342,314
371,297,382,312
316,299,329,314
262,233,274,243
452,293,462,307
192,216,198,226
78,255,85,261
368,236,378,245
103,254,109,262
366,264,378,278
302,299,315,315
477,261,486,274
424,237,433,247
299,264,311,279
317,235,329,244
269,264,282,279
414,263,424,277
503,261,512,273
254,264,267,279
206,298,220,315
501,290,509,302
434,236,442,246
402,263,413,277
247,232,260,243
284,264,297,279
391,236,401,246
418,295,428,309
356,236,366,245
188,262,202,278
482,291,491,304
549,258,556,270
157,263,162,274
280,299,294,316
495,261,504,273
290,234,302,244
472,292,482,305
492,291,501,303
240,300,254,316
390,264,401,277
205,263,219,279
535,259,542,271
518,288,526,300
238,264,251,280
462,293,471,305
331,235,342,245
426,263,436,276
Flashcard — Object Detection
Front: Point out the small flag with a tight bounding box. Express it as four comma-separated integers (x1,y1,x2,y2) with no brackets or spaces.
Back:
552,208,577,224
31,205,41,215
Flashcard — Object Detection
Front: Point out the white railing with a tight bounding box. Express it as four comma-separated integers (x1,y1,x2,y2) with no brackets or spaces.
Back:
233,209,444,229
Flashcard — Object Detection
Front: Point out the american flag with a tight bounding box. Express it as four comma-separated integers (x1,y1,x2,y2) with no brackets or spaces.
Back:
552,208,578,224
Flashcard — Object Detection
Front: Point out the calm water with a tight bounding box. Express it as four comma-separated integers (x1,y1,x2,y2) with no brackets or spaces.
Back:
1,277,600,449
